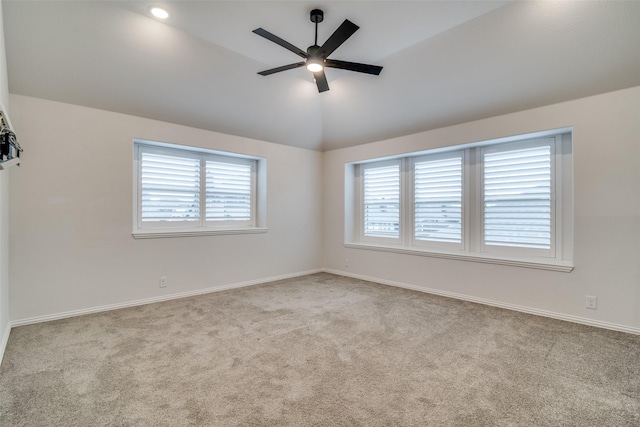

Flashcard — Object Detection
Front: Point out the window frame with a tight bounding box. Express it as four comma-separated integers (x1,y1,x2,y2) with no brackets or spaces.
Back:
411,150,466,252
478,137,557,259
133,139,267,239
204,154,256,228
357,159,403,245
345,130,573,272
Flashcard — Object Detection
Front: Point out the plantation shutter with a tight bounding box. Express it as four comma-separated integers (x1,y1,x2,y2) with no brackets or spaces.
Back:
363,163,400,238
140,152,200,222
414,154,463,243
205,160,253,223
483,143,552,249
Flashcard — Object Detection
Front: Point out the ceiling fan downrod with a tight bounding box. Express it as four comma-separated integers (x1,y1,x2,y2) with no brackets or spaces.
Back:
310,9,323,47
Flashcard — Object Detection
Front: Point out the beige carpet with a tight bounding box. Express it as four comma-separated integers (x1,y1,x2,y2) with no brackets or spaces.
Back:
1,273,639,426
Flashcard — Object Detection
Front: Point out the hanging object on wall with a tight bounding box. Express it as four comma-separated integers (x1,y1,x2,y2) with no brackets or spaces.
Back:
0,105,22,170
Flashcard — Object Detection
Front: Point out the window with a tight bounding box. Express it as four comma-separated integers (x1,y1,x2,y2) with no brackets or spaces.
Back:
347,130,573,271
205,157,253,224
362,161,400,240
139,150,201,223
481,141,553,257
133,140,267,238
413,152,463,248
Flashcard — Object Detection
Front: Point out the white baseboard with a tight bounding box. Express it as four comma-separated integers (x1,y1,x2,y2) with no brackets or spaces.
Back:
10,269,323,328
323,268,640,336
0,322,10,367
8,267,640,336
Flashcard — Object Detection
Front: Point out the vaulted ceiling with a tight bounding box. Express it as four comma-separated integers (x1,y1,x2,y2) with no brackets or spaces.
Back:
4,1,640,151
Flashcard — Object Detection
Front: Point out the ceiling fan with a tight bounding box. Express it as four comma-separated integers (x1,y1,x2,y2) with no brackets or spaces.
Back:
253,9,383,93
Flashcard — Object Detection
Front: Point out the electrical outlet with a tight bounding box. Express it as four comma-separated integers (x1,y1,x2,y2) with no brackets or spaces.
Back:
345,258,350,268
159,277,167,288
585,295,597,310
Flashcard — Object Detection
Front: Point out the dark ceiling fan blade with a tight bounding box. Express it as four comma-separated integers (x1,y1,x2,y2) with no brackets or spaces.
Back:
318,20,359,58
325,59,383,75
253,28,308,59
258,62,306,76
314,70,330,92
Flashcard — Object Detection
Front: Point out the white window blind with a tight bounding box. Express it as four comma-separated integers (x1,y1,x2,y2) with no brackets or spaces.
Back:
134,141,266,238
483,144,552,249
140,152,200,222
206,160,252,222
414,155,462,243
348,131,572,271
363,164,400,238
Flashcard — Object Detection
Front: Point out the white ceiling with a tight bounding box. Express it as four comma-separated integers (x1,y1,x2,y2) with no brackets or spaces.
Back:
4,1,640,151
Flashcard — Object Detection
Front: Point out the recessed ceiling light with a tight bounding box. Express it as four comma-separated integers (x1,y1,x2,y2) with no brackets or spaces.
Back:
150,7,169,20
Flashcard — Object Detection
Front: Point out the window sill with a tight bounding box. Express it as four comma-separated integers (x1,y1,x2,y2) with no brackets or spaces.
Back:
344,242,574,272
133,227,268,239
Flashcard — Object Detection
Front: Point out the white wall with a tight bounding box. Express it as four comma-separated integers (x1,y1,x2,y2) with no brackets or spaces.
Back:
323,86,640,332
0,0,12,359
6,86,640,333
8,95,323,321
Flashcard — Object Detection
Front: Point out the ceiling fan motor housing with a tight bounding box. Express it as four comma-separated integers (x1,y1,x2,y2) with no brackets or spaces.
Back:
307,45,322,56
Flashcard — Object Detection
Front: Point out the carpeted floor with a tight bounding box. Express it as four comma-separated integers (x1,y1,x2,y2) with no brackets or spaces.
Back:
1,273,639,426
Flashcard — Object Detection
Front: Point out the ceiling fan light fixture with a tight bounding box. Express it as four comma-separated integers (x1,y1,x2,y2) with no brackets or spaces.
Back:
306,58,324,73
